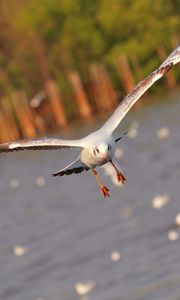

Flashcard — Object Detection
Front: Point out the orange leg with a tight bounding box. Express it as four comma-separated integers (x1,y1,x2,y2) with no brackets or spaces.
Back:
109,160,126,184
92,169,110,198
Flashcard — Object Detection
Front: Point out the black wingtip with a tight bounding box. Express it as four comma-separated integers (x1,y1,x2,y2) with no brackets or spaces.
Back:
0,143,11,153
52,172,59,177
115,130,129,143
52,170,64,176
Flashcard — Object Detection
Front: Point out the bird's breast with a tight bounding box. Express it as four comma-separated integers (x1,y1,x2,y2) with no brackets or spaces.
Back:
80,148,107,168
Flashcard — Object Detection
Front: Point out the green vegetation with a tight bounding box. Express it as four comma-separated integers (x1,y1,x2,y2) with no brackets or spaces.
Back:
0,0,179,96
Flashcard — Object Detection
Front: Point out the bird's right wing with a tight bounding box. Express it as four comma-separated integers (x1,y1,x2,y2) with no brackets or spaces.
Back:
100,45,180,134
0,137,83,153
52,158,89,176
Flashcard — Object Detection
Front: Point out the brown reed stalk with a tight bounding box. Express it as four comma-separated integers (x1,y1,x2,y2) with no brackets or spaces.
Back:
46,79,68,128
89,64,115,113
89,64,102,112
31,36,68,128
68,70,93,120
0,97,20,140
157,45,176,88
97,64,118,109
129,51,143,82
0,111,11,142
115,53,135,93
33,113,47,135
11,91,37,138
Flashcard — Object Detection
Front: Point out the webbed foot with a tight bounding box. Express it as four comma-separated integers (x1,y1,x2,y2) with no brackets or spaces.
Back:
101,185,110,198
117,172,126,184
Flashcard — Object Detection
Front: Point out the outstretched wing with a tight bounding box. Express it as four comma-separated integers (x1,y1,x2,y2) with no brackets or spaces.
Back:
52,158,89,176
100,45,180,134
0,137,83,153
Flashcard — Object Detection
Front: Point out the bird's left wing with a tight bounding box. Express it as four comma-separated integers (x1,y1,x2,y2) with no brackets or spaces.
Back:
0,137,83,153
100,45,180,134
52,158,89,176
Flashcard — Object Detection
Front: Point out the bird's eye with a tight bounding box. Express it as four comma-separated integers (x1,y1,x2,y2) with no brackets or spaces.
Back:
96,148,99,153
108,145,111,151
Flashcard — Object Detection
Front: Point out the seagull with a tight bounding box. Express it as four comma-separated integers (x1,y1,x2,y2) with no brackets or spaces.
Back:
0,45,180,197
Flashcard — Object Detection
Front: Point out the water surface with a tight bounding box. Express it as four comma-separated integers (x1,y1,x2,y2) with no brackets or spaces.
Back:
0,93,180,300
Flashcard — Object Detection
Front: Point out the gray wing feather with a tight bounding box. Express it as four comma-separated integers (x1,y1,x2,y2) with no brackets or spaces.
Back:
101,45,180,134
52,158,89,176
0,137,83,153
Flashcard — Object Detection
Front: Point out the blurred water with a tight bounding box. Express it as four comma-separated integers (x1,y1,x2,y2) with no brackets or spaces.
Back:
0,93,180,300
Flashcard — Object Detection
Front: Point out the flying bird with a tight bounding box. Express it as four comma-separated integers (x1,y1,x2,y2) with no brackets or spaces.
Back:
0,45,180,197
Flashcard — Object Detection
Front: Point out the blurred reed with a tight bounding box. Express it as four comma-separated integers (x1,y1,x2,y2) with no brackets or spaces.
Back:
0,42,179,143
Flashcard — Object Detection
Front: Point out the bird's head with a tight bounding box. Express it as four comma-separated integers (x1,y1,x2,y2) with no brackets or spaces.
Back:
93,143,112,160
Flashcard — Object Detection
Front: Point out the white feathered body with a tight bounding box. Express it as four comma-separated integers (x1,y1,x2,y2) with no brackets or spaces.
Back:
80,130,115,168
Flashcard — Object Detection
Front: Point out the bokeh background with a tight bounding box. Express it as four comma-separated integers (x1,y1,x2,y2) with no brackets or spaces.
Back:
0,1,180,300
